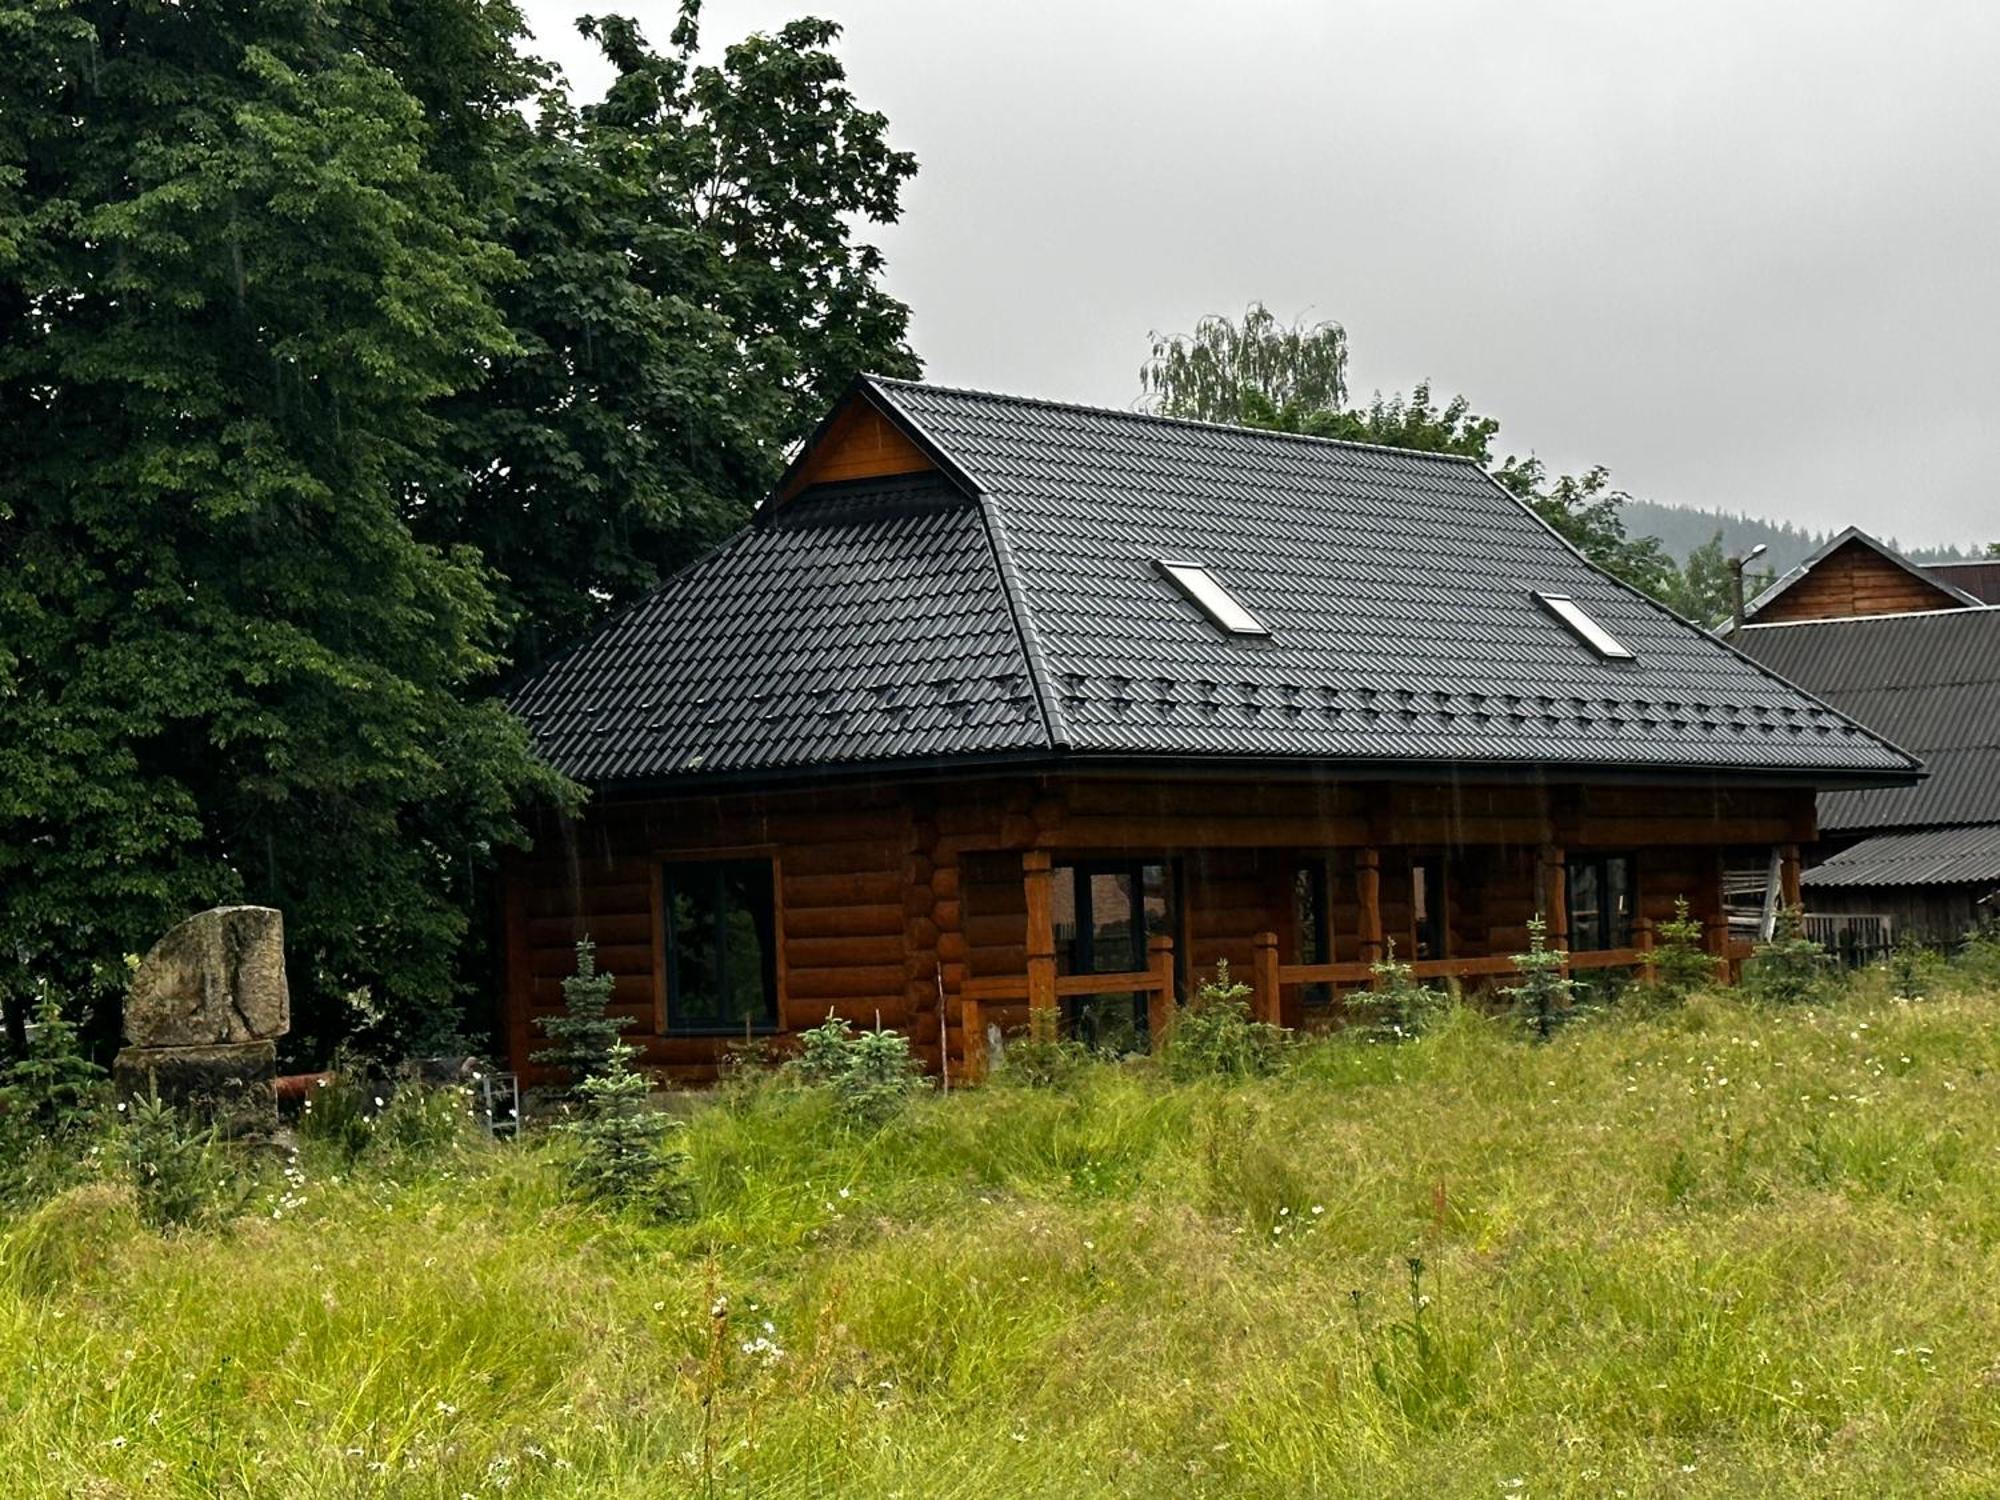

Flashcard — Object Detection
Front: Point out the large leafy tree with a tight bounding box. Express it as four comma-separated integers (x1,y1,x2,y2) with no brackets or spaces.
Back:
0,0,921,1058
0,0,563,1054
1141,303,1691,604
428,6,921,669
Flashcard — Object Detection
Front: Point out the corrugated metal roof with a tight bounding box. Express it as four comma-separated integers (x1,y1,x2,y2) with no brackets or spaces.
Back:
513,378,1925,787
1737,609,2000,831
1803,825,2000,889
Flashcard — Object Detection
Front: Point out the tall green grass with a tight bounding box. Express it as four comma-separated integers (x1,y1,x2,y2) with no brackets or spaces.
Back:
9,965,2000,1496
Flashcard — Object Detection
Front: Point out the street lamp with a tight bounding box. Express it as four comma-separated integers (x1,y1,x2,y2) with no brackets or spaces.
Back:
1727,543,1768,639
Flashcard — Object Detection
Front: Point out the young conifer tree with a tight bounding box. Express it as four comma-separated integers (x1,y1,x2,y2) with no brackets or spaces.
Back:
534,939,628,1088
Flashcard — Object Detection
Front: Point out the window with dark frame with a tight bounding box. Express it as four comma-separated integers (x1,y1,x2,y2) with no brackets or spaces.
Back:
659,858,778,1034
1567,853,1635,952
1051,859,1178,1047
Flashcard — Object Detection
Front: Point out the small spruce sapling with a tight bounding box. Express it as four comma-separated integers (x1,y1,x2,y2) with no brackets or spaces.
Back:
1,995,105,1133
535,938,628,1092
1163,960,1287,1081
1649,897,1716,1004
787,1012,920,1126
1351,939,1452,1041
541,943,686,1217
1743,906,1828,1005
1504,915,1577,1041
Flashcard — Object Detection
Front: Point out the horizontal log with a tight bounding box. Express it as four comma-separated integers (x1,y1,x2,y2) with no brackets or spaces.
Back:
964,912,1026,947
783,997,913,1030
778,840,906,878
1054,969,1165,997
930,865,961,901
1049,815,1370,850
783,935,905,969
526,882,651,920
962,975,1029,1002
781,902,904,939
784,870,904,908
528,913,651,948
785,964,909,1000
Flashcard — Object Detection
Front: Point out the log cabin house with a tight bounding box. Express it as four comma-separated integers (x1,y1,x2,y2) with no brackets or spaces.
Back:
501,378,1921,1082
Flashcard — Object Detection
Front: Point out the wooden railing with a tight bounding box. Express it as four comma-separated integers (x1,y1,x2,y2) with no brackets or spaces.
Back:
959,918,1748,1077
961,935,1176,1080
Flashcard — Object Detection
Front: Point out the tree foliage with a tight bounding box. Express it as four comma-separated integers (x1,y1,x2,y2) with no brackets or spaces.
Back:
1140,303,1742,613
428,6,919,669
0,0,917,1057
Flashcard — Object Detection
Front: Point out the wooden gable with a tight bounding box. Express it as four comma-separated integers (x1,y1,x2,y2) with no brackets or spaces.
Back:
1754,536,1974,624
776,393,936,502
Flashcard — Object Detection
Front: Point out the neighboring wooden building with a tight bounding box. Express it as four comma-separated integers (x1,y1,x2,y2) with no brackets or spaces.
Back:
502,379,1920,1082
1739,584,2000,946
1743,526,1983,625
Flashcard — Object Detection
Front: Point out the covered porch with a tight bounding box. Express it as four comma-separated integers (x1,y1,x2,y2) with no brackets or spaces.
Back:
949,777,1803,1075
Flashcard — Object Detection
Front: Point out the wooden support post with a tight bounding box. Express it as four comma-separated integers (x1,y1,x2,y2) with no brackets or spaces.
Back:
1706,849,1733,983
1634,915,1656,984
1356,847,1384,990
1146,934,1177,1045
1778,842,1803,914
1539,843,1570,978
1023,849,1057,1021
1252,930,1282,1026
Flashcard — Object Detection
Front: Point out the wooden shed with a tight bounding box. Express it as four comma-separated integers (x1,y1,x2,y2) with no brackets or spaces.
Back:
501,378,1921,1082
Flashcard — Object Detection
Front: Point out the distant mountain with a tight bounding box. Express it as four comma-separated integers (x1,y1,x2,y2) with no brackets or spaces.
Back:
1618,499,1987,570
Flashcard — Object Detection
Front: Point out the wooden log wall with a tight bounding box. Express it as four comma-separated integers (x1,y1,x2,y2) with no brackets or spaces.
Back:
1753,537,1970,624
502,771,1816,1083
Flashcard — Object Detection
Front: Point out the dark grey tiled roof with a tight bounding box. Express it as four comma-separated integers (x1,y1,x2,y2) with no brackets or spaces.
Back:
511,472,1046,783
1803,825,2000,889
1737,608,2000,832
514,378,1923,787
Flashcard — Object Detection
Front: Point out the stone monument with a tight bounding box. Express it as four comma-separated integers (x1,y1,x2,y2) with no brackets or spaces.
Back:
112,905,289,1134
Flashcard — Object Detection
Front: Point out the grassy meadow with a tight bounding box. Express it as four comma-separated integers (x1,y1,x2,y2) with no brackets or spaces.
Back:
10,959,2000,1497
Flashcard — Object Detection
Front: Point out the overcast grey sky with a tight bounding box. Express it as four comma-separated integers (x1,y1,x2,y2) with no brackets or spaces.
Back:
518,0,1999,547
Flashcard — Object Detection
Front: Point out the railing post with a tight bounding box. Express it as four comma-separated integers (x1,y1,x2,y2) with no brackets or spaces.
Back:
1634,915,1656,984
1146,934,1176,1045
1252,930,1282,1026
1779,842,1803,914
1023,850,1058,1022
1356,847,1384,990
962,997,986,1083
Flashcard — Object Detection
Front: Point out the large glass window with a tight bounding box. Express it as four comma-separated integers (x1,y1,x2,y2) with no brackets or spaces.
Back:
1568,854,1634,952
660,859,778,1034
1052,859,1177,1048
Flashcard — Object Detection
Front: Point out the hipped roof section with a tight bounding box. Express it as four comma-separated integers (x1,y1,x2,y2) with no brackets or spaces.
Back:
511,376,1924,789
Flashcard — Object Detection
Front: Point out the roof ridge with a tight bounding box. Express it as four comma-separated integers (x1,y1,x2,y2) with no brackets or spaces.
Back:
864,377,1069,750
1741,604,2000,630
861,373,1492,467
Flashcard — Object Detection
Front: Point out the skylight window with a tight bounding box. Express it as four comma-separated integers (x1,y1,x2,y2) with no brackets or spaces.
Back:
1535,592,1635,661
1158,560,1269,636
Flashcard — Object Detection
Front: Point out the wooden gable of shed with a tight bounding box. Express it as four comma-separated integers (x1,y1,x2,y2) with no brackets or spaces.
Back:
1754,535,1975,623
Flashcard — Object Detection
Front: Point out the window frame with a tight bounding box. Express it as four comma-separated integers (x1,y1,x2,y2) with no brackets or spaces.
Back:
655,855,781,1037
1051,857,1182,1044
1566,852,1636,953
